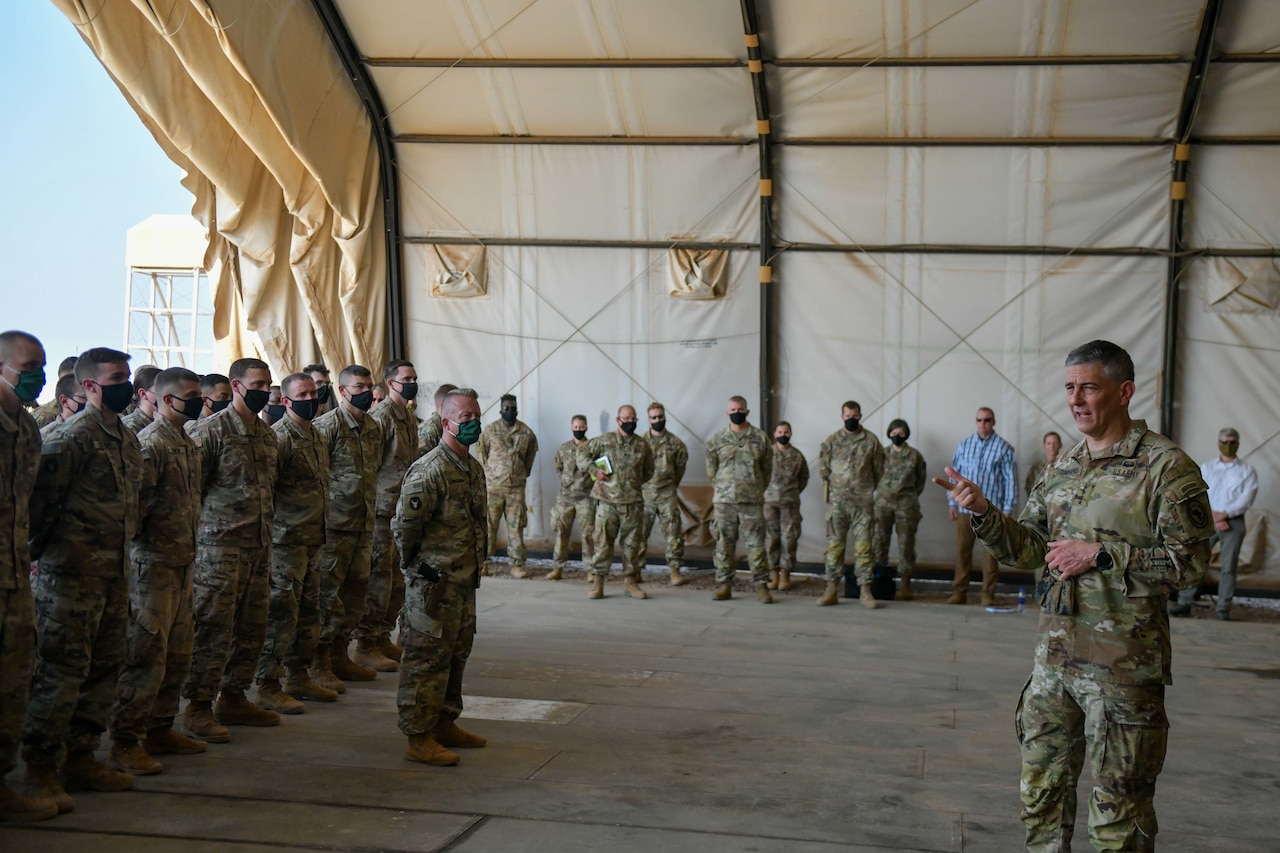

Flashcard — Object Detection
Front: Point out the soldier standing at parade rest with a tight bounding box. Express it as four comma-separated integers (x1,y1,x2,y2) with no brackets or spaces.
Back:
255,373,335,713
818,401,884,608
40,374,85,438
705,396,774,603
197,373,232,420
0,330,60,821
394,388,489,767
477,394,539,578
763,421,809,592
547,415,596,581
182,358,280,742
303,363,335,417
578,405,656,600
24,347,142,809
121,365,161,435
935,340,1212,852
642,402,690,587
872,419,927,600
107,367,208,775
418,383,457,454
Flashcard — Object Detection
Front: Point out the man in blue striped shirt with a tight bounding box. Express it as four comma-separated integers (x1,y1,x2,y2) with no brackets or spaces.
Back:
948,407,1017,604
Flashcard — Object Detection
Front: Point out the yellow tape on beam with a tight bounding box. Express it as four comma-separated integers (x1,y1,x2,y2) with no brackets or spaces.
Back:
748,59,763,73
760,266,773,283
757,119,771,135
744,33,759,48
1171,181,1187,200
760,179,773,197
1174,143,1191,162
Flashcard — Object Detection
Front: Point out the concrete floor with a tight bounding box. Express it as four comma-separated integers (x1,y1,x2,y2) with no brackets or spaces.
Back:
3,573,1278,852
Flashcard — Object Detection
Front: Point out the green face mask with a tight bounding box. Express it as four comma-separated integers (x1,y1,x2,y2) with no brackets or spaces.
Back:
453,418,482,446
1218,441,1238,458
3,366,46,404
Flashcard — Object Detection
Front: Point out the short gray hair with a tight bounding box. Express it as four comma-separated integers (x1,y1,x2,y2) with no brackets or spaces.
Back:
1219,427,1239,441
1064,340,1134,384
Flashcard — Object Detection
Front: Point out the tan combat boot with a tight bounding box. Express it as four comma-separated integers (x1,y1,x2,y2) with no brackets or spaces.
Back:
309,647,348,694
860,582,882,609
777,570,792,591
144,727,207,755
624,577,649,599
434,720,487,748
285,668,339,703
818,581,839,606
947,592,967,604
588,575,604,599
767,569,780,590
713,583,732,601
898,577,915,601
545,566,563,581
353,639,398,673
756,584,774,604
669,566,688,587
107,742,162,776
510,565,532,579
378,635,403,662
0,782,59,822
404,734,460,766
255,679,305,715
182,700,231,743
61,751,133,793
22,765,74,814
331,642,377,682
214,690,282,727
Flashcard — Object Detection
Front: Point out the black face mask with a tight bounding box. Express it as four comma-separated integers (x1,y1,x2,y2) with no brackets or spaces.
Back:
240,387,271,414
890,435,907,447
572,429,587,441
173,395,204,421
100,381,135,414
396,381,419,401
347,390,374,412
776,435,791,445
650,419,667,433
620,421,637,435
67,397,87,415
844,417,860,432
288,398,319,421
500,407,518,424
315,384,331,404
729,412,747,426
209,398,231,414
265,403,286,424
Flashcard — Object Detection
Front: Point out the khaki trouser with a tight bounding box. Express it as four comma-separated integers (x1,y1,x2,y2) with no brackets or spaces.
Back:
954,515,998,600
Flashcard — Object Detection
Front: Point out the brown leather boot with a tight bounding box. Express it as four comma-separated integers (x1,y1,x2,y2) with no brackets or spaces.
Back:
767,569,779,590
898,577,915,601
22,765,74,814
588,575,604,599
777,570,792,591
353,639,398,672
183,700,231,743
107,742,162,776
545,566,563,580
309,648,347,694
712,583,732,601
378,636,403,662
404,734,460,766
214,690,281,727
624,577,649,599
256,679,305,715
144,727,207,755
286,668,340,702
0,781,59,821
331,643,377,682
668,566,688,587
434,720,487,748
756,584,774,604
818,580,839,606
860,582,882,609
947,592,967,604
61,751,133,793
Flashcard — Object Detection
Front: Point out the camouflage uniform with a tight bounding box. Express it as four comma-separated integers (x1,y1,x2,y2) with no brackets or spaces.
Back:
872,443,927,578
578,432,655,578
0,405,39,777
819,428,884,585
642,431,688,571
418,411,443,455
110,416,201,745
256,415,329,682
763,444,809,574
121,407,153,436
550,439,595,571
1025,460,1047,500
973,421,1212,852
314,404,382,653
31,399,58,429
357,399,421,645
393,443,487,736
24,406,142,767
705,425,772,586
476,418,538,569
183,407,277,702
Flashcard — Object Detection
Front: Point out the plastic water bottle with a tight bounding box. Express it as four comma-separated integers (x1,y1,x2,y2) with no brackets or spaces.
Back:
1017,587,1026,614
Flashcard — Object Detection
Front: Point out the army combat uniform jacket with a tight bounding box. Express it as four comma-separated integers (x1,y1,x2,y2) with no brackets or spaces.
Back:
705,425,772,505
315,404,382,535
764,444,809,506
819,428,883,508
579,432,655,506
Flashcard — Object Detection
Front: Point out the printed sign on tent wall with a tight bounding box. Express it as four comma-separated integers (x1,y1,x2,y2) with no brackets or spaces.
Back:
428,244,488,299
667,246,729,300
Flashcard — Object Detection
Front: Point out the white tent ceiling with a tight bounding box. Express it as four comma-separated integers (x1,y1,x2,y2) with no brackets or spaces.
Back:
57,0,1280,577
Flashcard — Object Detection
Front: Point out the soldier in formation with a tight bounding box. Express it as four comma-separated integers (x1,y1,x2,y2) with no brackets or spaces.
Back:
121,364,160,435
548,414,595,581
477,394,539,578
763,420,808,592
819,401,884,608
705,396,773,603
642,402,689,587
579,405,654,599
417,382,456,454
872,419,927,600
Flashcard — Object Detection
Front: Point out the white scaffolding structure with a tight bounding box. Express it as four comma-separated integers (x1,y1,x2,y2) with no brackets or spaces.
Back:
123,215,215,372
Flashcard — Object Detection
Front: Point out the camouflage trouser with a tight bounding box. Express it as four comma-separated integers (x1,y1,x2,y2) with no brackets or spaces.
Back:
763,501,802,572
825,500,874,584
23,567,129,767
1016,663,1168,853
1,585,36,774
591,501,646,578
713,502,768,586
319,529,372,648
110,561,194,744
397,575,476,736
551,493,595,570
487,486,528,567
872,498,922,577
184,543,270,702
642,489,685,570
355,517,404,642
256,543,322,682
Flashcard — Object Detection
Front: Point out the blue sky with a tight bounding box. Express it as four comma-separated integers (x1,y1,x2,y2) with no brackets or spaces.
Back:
0,2,195,400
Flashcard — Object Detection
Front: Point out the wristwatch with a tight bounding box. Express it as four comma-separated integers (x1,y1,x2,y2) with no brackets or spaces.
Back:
1094,547,1114,571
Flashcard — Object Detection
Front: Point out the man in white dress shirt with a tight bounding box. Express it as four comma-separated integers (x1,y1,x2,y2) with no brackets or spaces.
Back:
1169,427,1258,621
